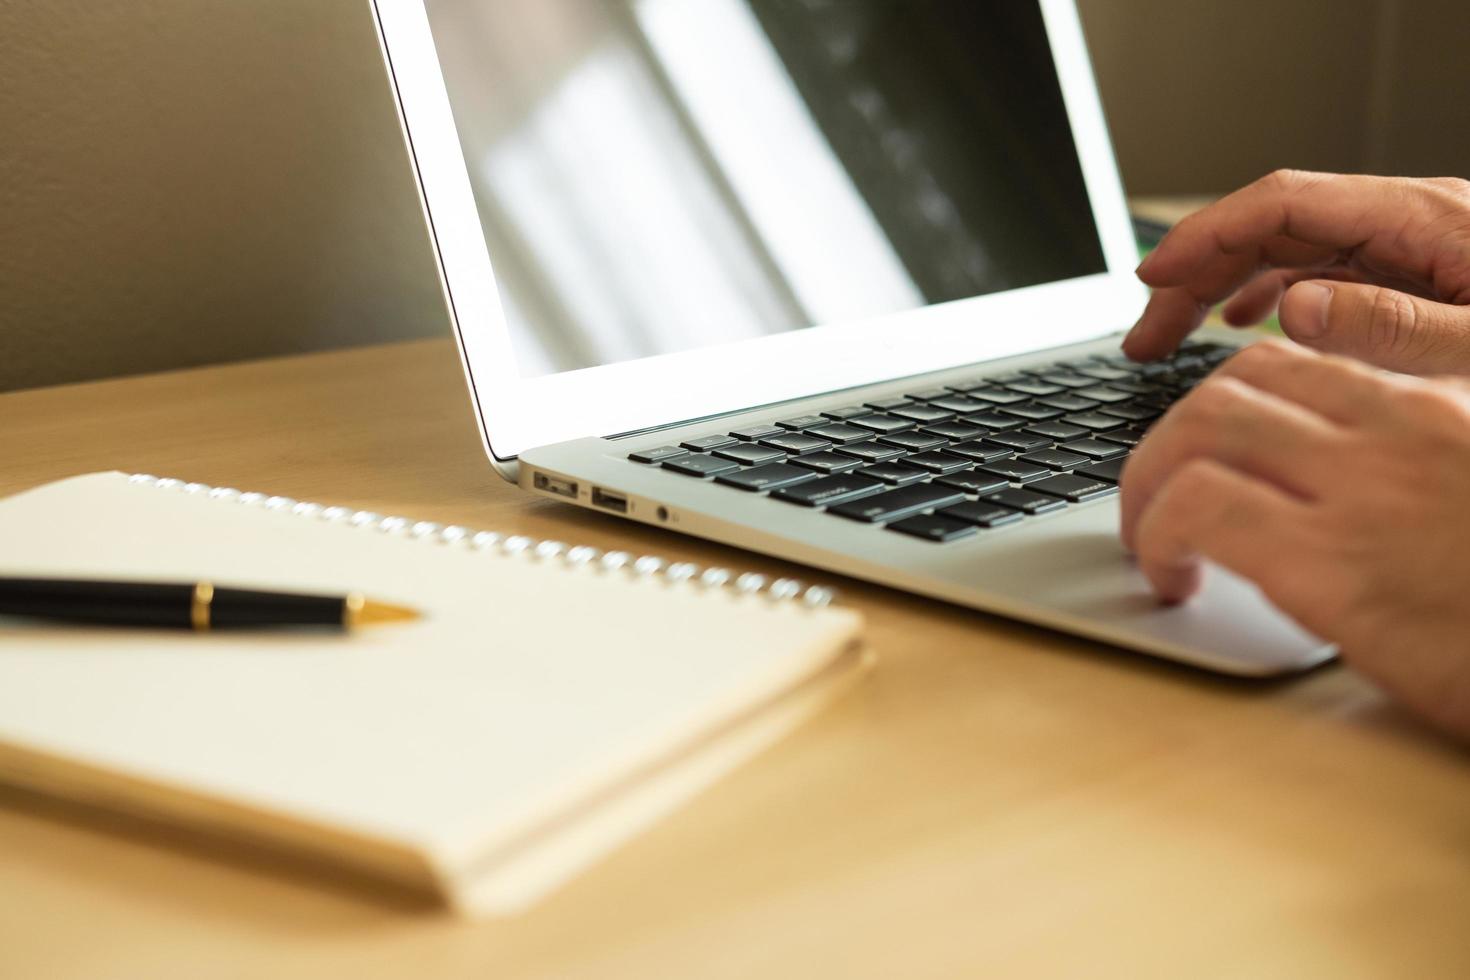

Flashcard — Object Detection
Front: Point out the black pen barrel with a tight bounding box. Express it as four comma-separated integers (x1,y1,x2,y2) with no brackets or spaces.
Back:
211,587,345,628
0,578,196,627
0,578,346,629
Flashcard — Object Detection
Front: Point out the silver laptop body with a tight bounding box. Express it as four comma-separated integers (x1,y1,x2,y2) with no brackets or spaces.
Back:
372,0,1331,675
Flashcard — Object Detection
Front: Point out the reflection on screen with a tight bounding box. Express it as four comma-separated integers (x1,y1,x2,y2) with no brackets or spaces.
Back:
423,0,1106,377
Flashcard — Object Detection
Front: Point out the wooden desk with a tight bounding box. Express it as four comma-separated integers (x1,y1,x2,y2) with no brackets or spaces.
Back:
1,340,1466,979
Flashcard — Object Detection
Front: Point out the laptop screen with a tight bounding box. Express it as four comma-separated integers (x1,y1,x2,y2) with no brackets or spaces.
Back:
423,0,1106,379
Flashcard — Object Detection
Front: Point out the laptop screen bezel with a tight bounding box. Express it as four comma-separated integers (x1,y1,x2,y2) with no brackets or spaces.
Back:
371,0,1146,462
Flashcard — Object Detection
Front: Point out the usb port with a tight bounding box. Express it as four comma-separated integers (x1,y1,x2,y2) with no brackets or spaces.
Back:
592,488,628,513
533,472,578,499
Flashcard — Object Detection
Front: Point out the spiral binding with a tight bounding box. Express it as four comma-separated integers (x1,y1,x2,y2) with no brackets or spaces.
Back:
125,474,837,608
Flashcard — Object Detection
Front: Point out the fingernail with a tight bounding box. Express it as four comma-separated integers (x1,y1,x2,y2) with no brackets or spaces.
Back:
1292,282,1333,338
1135,252,1155,277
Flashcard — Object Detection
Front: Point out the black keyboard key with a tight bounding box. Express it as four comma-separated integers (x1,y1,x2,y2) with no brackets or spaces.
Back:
1074,457,1128,484
939,500,1025,528
829,484,966,523
1136,394,1180,412
681,434,737,452
982,431,1052,452
806,422,874,444
1073,365,1135,382
1037,372,1096,389
906,386,957,401
663,454,740,477
849,414,916,435
1024,420,1089,441
858,462,930,486
1099,402,1162,423
965,387,1031,405
1057,438,1129,461
878,430,948,452
981,486,1067,515
887,514,978,542
864,396,912,411
715,462,818,492
730,424,783,441
629,445,688,464
777,414,828,431
1063,412,1126,432
1036,393,1100,413
922,421,987,441
999,402,1064,422
935,471,1009,496
927,395,988,413
1105,380,1163,396
1019,448,1090,471
1097,427,1148,448
890,403,957,424
1028,473,1118,503
1002,378,1066,397
961,411,1025,431
945,440,1014,463
789,451,862,474
902,450,972,474
713,443,787,465
771,473,884,507
835,441,908,463
977,458,1051,484
1075,385,1133,404
759,433,833,455
820,405,871,420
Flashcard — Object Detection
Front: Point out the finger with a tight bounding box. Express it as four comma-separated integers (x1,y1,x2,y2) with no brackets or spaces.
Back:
1222,266,1364,326
1125,242,1341,360
1127,173,1470,360
1121,288,1209,361
1133,459,1308,604
1139,171,1451,291
1209,339,1391,425
1279,280,1470,375
1119,373,1341,548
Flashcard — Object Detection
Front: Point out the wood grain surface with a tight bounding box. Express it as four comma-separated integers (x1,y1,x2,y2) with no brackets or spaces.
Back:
1,339,1466,980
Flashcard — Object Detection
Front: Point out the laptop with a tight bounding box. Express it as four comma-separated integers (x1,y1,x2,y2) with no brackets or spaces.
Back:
371,0,1330,675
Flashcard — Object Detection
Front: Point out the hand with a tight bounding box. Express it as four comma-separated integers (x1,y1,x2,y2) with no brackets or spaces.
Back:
1124,171,1470,373
1121,339,1470,741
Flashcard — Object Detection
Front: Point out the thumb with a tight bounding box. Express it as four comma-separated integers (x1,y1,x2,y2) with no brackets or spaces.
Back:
1279,280,1470,374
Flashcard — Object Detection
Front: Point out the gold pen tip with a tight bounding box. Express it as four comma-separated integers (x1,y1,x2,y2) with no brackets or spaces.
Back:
344,594,421,628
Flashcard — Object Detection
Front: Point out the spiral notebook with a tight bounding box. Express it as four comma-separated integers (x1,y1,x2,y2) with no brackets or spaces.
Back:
0,472,866,915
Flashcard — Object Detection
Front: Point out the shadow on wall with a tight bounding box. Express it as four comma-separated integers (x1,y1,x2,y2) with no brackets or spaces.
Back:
1076,0,1470,195
0,0,448,392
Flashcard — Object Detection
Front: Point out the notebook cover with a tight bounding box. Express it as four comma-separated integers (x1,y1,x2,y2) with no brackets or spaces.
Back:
0,472,866,913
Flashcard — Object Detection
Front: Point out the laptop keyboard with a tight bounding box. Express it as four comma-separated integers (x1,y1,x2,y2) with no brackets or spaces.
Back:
626,342,1234,543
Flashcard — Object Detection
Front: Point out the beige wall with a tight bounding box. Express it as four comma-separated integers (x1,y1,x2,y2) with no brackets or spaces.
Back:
0,0,448,392
2,1,1466,392
1077,0,1470,194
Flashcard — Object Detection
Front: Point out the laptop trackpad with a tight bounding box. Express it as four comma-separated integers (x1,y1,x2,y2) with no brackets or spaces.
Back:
926,502,1332,676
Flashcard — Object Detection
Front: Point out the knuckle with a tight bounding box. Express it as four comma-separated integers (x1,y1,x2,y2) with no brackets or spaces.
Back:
1392,379,1470,428
1365,288,1420,353
1231,338,1291,370
1184,375,1250,424
1168,459,1220,503
1426,176,1470,205
1262,168,1322,196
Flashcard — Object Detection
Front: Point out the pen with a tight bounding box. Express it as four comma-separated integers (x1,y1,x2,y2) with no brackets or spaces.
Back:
0,577,419,630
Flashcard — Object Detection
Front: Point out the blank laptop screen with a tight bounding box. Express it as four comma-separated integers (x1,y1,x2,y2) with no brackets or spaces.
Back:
423,0,1106,377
